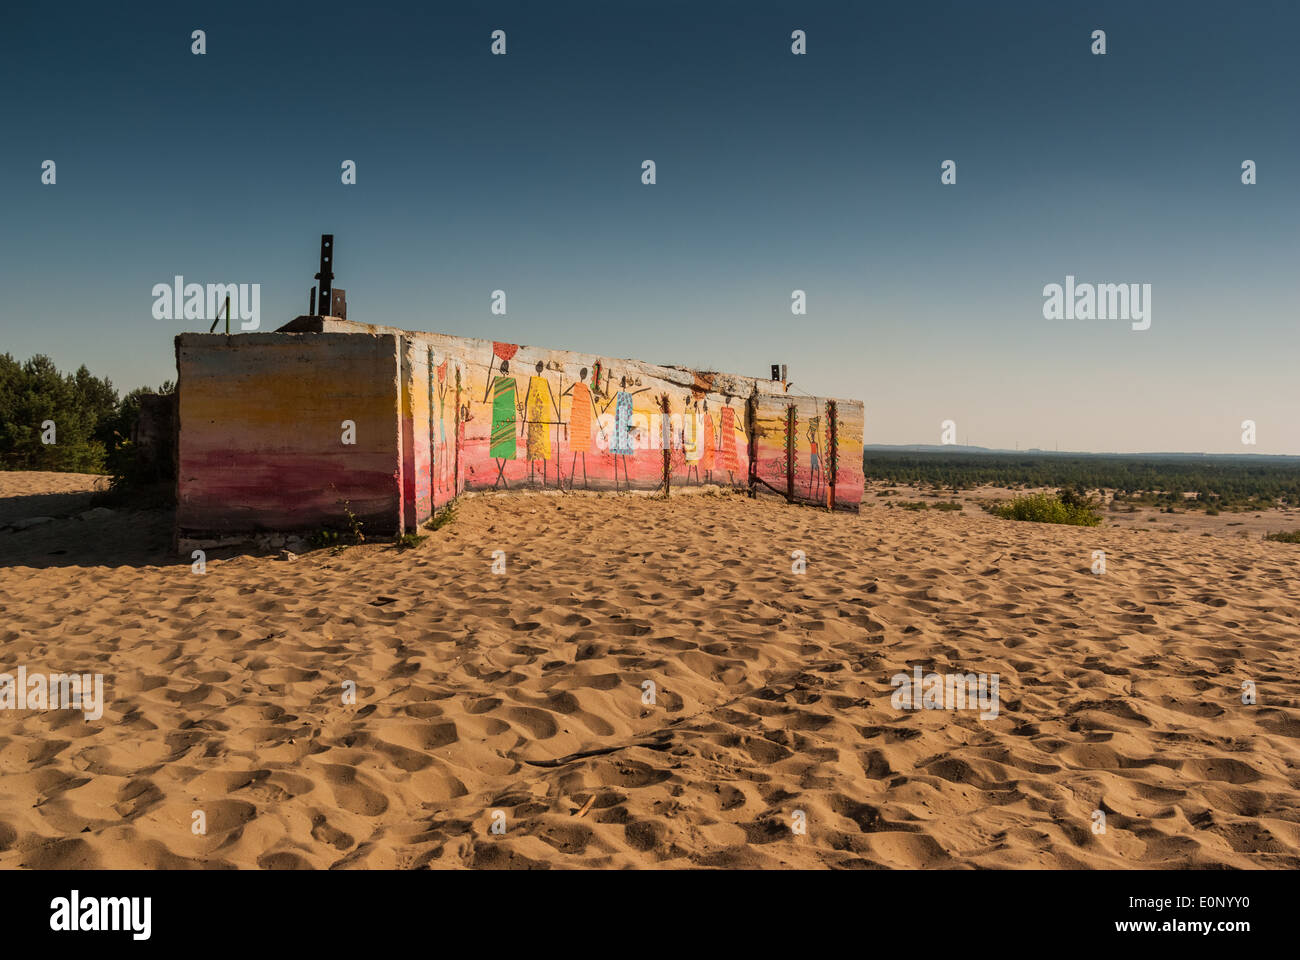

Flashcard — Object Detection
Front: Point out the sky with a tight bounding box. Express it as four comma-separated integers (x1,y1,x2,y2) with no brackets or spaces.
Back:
2,0,1296,454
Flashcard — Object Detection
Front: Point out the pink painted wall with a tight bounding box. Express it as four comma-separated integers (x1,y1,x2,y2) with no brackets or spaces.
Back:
178,320,863,542
290,320,862,508
830,399,865,509
400,340,432,528
176,332,404,539
364,326,759,496
752,394,863,511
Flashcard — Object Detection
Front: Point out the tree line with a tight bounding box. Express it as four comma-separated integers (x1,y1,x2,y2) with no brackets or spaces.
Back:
864,452,1300,509
0,353,173,474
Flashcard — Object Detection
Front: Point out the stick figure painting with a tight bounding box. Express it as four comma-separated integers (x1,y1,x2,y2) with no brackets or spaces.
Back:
486,343,519,488
603,374,649,490
524,360,559,485
561,366,600,489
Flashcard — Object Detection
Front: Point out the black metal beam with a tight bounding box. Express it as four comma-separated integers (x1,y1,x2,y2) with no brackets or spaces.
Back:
314,234,334,316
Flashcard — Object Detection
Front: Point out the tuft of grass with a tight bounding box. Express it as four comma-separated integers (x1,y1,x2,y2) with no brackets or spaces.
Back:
987,491,1101,527
426,503,457,531
340,500,365,543
309,529,341,549
698,484,737,497
1264,530,1300,543
395,531,426,549
306,496,367,550
889,500,962,512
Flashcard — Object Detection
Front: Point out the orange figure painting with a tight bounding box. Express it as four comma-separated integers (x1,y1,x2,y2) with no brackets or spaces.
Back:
719,405,740,475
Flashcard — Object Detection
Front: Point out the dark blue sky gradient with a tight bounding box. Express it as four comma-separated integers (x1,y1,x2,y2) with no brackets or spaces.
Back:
2,1,1296,452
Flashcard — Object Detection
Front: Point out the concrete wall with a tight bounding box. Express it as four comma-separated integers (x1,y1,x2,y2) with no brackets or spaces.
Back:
400,339,432,527
399,342,471,526
132,391,178,484
284,318,765,497
177,319,864,542
444,341,755,495
426,351,467,511
751,393,864,510
176,332,404,541
830,399,865,510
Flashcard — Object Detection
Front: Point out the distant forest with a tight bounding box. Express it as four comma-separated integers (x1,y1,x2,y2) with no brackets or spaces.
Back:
0,353,172,474
863,451,1300,511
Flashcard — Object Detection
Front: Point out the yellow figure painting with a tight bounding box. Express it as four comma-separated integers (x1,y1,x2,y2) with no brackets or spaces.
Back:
525,360,555,462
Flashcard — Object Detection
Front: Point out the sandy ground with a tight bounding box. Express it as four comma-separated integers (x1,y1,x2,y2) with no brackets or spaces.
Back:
1,471,1298,869
868,482,1300,540
0,471,107,526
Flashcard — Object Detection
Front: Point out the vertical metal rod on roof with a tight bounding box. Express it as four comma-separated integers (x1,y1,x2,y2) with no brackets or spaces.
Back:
224,295,230,336
315,234,334,316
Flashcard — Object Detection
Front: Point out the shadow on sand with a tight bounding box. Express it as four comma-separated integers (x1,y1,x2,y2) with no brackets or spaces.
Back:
0,493,182,569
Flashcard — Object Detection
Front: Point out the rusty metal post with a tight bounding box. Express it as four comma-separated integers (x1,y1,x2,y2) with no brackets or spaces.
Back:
785,404,796,503
454,366,463,495
826,400,838,511
746,395,757,497
660,394,671,496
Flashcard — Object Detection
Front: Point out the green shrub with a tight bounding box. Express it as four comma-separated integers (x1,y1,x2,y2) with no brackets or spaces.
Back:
889,499,961,512
988,492,1101,526
1264,530,1300,543
309,529,341,549
426,504,457,531
341,501,365,543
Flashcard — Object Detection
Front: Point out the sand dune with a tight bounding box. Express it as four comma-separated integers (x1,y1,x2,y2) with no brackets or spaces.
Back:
1,472,1298,868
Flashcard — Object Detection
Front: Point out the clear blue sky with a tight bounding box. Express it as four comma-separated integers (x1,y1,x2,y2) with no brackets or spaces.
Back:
2,0,1296,453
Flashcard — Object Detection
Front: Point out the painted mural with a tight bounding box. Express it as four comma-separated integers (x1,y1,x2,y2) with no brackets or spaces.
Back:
178,332,405,538
751,393,865,510
829,398,865,509
428,350,466,509
440,340,754,498
178,320,864,543
361,320,860,525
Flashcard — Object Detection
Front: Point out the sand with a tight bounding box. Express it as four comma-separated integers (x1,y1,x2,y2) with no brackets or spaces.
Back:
1,471,1298,869
868,482,1300,540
